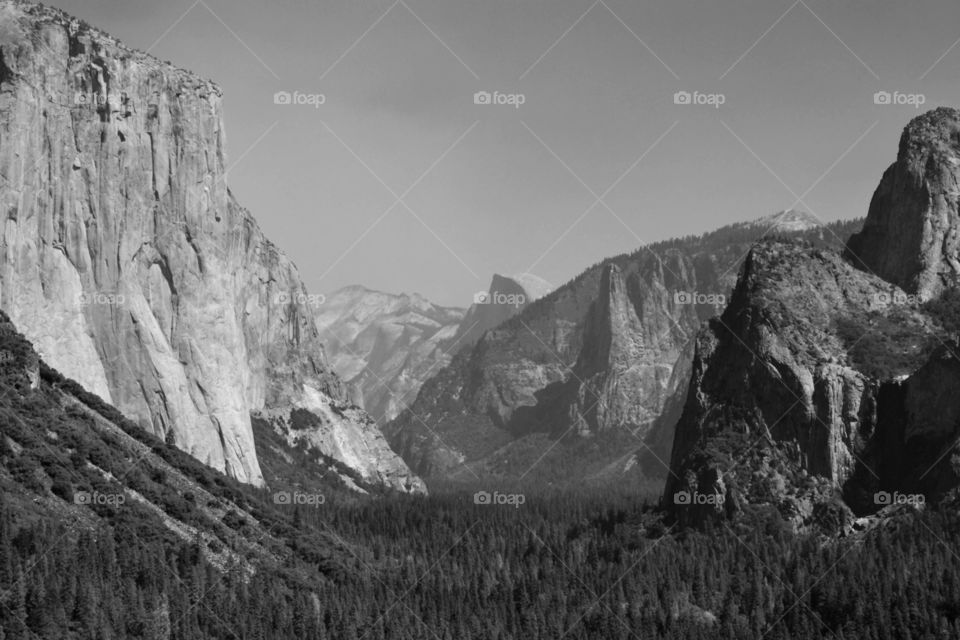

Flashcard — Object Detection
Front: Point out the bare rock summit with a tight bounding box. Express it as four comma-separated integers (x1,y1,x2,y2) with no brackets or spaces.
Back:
848,107,960,299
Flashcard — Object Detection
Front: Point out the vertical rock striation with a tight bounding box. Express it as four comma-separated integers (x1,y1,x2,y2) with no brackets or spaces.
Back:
847,107,960,299
384,214,856,483
563,263,661,435
0,1,422,491
666,109,960,528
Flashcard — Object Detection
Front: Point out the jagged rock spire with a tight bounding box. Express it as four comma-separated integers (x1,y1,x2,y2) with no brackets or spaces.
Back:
847,107,960,299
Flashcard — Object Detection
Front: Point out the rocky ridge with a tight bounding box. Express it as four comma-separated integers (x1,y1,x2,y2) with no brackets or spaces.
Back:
314,285,465,423
451,273,553,349
666,108,960,530
563,263,655,434
314,274,551,428
385,214,860,485
0,1,422,492
848,108,960,299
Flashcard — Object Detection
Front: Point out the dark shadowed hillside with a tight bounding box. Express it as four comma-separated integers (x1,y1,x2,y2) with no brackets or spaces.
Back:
667,108,960,533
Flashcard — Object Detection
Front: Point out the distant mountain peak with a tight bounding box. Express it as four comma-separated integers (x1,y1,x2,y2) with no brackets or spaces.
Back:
507,273,554,302
314,287,465,422
452,273,555,350
745,209,821,232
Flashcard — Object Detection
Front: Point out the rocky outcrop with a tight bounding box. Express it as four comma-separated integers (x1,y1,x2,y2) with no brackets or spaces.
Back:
314,285,465,422
665,110,960,529
0,1,421,491
664,239,959,529
385,249,705,481
254,405,426,494
847,107,960,299
385,215,861,485
451,273,553,349
562,263,655,434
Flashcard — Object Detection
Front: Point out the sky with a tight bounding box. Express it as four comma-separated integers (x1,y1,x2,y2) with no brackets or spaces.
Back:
46,0,960,307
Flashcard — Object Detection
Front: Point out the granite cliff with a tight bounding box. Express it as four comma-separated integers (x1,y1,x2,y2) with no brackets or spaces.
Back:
385,212,857,486
0,1,422,492
451,273,553,348
562,263,655,435
314,274,550,427
666,109,960,530
848,108,960,299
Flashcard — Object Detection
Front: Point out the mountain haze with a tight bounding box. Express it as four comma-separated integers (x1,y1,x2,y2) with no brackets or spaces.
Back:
314,285,465,422
315,274,554,426
385,211,861,487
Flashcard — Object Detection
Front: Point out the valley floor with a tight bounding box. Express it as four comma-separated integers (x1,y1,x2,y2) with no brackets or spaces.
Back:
3,483,960,639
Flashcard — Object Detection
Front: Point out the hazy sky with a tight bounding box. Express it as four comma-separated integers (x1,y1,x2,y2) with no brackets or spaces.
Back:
47,0,960,307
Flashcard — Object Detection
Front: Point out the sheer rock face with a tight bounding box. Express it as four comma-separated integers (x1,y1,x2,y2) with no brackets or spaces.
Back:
384,216,862,484
666,110,960,529
663,240,959,529
564,263,665,435
665,245,884,502
0,1,422,491
384,248,717,480
451,273,553,350
847,107,960,299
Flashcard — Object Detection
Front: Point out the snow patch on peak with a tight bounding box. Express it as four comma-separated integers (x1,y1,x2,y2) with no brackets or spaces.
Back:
745,209,821,233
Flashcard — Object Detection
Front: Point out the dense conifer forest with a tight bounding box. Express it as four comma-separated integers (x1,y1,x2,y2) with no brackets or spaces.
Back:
4,488,960,638
2,271,960,639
